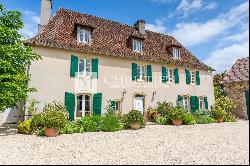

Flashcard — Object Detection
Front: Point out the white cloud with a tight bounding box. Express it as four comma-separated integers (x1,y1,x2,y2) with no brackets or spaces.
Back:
222,30,249,43
172,0,217,18
171,1,249,46
204,42,249,73
20,10,40,39
204,2,218,10
145,19,166,33
176,0,203,17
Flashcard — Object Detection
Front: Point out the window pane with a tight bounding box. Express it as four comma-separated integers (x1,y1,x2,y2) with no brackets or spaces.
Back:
137,66,141,79
79,59,85,72
141,66,145,80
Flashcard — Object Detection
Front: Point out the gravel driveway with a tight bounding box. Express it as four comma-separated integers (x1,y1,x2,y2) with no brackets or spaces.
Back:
0,120,249,165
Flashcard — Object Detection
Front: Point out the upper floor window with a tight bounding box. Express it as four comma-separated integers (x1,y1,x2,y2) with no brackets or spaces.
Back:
78,27,91,44
167,68,174,83
191,71,196,84
137,65,145,80
173,48,181,59
79,58,91,76
133,39,142,52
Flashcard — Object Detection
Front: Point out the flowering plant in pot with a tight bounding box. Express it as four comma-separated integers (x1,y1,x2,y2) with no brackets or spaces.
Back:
211,107,226,123
126,110,144,130
167,106,185,126
43,101,68,137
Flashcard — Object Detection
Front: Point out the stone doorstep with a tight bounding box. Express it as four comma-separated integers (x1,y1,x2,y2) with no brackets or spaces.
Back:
0,126,18,136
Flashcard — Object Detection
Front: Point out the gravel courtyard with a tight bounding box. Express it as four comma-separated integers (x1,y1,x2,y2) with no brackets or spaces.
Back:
0,120,249,165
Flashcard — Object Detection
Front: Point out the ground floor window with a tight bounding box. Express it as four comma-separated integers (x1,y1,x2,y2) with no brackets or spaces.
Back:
77,94,91,118
112,100,121,112
183,96,190,111
199,97,204,110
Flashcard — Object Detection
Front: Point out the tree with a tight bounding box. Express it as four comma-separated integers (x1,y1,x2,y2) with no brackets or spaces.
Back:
0,4,41,112
213,71,227,99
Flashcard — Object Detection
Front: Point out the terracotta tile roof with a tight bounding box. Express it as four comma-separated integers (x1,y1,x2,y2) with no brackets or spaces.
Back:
27,8,214,71
222,57,249,84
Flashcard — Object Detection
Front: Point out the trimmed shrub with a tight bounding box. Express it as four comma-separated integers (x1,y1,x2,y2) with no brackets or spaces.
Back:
155,101,173,117
42,101,68,129
60,121,80,134
18,120,32,134
182,113,196,125
100,114,123,132
126,110,145,128
212,96,236,122
167,106,185,121
155,116,167,125
76,116,102,132
30,113,45,134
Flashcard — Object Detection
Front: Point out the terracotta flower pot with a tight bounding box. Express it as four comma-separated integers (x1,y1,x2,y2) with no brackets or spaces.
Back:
130,122,141,130
45,128,59,137
172,119,182,126
216,116,224,123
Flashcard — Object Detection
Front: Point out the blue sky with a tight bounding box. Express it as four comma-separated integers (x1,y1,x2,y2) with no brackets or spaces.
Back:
1,0,249,73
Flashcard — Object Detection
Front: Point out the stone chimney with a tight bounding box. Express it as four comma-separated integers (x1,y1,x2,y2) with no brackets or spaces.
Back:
134,20,146,34
38,0,52,32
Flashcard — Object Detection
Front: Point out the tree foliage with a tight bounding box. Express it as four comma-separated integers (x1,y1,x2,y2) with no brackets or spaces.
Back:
0,4,41,112
213,71,227,99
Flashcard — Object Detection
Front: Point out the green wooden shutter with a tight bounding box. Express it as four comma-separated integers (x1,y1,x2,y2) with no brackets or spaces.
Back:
132,63,138,81
93,93,102,115
185,69,191,85
196,71,200,85
92,58,99,79
204,97,208,110
190,96,199,113
70,55,78,77
177,95,183,107
174,68,179,84
162,66,167,83
65,92,75,121
147,65,152,82
111,100,116,110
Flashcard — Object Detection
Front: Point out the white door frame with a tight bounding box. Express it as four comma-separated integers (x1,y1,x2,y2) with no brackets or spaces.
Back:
76,93,92,118
134,95,145,114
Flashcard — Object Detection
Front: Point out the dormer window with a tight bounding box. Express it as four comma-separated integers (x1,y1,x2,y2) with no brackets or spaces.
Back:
77,27,91,44
173,48,181,59
133,39,142,53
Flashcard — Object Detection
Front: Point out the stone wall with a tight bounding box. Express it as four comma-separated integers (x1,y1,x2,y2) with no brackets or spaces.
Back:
224,81,249,119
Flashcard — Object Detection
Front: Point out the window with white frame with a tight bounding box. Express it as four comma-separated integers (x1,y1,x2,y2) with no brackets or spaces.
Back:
78,27,91,43
183,96,189,111
199,97,204,110
137,65,145,80
173,48,181,59
133,39,142,52
79,58,91,76
167,68,174,83
76,94,91,118
191,71,196,84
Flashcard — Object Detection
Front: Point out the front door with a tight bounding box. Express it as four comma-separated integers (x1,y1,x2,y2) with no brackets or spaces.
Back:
77,94,91,118
134,96,144,113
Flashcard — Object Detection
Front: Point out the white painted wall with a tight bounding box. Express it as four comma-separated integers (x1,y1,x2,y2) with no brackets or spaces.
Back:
29,46,215,114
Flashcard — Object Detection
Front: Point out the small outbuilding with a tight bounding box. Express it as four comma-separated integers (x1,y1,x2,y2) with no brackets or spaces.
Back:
222,57,249,119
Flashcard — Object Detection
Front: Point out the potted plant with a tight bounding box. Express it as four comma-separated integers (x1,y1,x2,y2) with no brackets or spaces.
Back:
167,106,185,126
126,110,144,130
43,101,68,137
211,107,225,123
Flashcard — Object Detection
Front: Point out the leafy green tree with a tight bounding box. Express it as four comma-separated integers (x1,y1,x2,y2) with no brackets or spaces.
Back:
0,4,40,112
213,71,227,99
